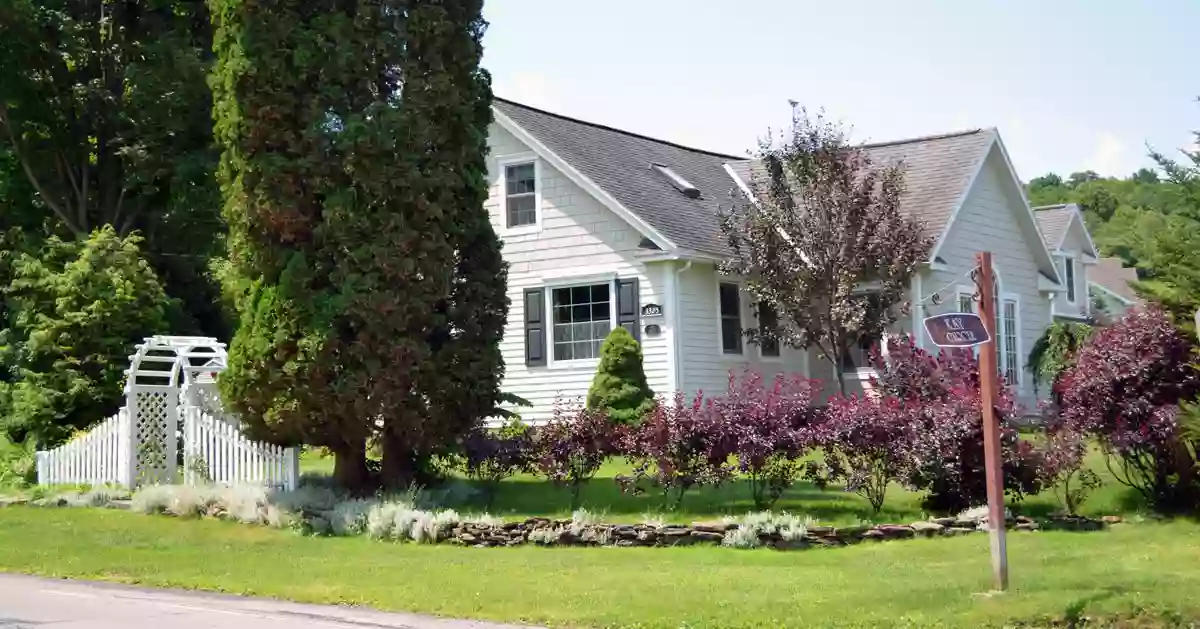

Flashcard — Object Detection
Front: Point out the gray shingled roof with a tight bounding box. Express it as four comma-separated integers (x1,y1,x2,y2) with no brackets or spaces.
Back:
1090,256,1141,304
494,99,996,257
494,99,741,255
1033,204,1075,251
726,130,995,242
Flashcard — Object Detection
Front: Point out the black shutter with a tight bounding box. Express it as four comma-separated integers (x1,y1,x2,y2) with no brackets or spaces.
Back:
524,288,547,366
616,278,640,341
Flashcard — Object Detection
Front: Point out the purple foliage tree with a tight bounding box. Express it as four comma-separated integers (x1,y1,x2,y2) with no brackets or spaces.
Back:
718,106,932,395
532,400,621,510
619,391,732,509
717,371,823,510
1057,306,1200,512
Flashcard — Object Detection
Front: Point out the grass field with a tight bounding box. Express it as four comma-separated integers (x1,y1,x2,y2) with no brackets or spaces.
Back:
0,507,1196,628
299,447,1146,526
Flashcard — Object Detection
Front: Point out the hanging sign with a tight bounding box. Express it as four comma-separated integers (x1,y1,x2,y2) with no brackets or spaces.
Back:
923,312,990,348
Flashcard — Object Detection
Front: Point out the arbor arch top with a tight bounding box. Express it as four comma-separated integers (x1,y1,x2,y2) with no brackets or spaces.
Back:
125,335,228,391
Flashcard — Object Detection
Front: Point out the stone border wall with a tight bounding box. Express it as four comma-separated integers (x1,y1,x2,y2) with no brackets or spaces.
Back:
450,514,1116,549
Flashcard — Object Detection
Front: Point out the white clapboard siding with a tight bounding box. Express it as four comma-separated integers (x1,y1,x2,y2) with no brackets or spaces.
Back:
182,404,298,491
36,410,126,486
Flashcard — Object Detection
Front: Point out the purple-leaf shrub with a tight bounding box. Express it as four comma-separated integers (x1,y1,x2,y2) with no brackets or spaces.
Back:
1037,416,1098,515
871,335,1044,514
1057,307,1200,512
461,419,534,510
817,394,917,514
619,391,732,509
718,370,823,510
533,399,621,510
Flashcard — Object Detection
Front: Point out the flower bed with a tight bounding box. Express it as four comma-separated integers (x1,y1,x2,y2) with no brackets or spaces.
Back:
0,485,1116,551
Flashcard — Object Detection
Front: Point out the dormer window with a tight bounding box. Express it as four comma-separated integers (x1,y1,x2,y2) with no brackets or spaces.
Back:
651,163,701,199
1064,256,1077,303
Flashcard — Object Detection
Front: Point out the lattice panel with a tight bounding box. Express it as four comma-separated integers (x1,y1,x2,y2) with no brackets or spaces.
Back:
133,389,176,485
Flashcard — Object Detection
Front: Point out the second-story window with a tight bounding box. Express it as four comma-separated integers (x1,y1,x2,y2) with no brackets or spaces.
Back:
505,162,537,228
1064,256,1076,303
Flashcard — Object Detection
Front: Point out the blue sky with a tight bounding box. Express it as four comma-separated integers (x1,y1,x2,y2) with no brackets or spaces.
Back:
482,1,1199,181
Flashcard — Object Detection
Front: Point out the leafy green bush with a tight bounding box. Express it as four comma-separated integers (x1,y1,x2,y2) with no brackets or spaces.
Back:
586,327,655,424
0,435,36,488
0,228,172,448
1026,321,1094,396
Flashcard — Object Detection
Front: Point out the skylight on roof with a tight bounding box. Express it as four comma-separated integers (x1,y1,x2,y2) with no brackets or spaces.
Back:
650,163,701,199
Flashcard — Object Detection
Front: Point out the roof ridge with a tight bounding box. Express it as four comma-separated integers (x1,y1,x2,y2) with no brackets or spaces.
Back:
857,128,989,150
1032,203,1073,212
493,97,746,161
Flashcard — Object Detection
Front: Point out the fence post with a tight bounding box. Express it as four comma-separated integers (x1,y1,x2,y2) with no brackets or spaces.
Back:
284,448,300,491
35,451,48,485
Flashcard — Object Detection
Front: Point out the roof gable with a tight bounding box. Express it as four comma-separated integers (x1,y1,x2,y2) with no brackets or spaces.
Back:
493,99,738,257
1034,203,1098,257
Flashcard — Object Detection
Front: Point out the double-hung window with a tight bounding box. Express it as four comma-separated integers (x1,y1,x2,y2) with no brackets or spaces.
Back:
719,282,743,354
503,161,538,229
551,284,611,361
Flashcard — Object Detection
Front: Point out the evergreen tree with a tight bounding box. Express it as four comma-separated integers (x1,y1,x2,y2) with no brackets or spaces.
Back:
212,0,505,490
586,327,656,425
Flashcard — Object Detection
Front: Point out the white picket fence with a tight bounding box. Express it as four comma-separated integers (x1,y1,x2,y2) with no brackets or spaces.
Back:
182,405,298,490
34,335,299,491
35,410,129,486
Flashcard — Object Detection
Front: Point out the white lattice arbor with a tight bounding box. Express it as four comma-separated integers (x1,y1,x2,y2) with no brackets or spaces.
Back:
123,336,229,486
38,335,298,490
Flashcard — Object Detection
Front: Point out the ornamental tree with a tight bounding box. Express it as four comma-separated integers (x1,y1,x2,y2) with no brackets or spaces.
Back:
586,327,656,425
619,391,731,509
717,370,823,510
533,400,621,510
718,106,932,395
1057,307,1200,512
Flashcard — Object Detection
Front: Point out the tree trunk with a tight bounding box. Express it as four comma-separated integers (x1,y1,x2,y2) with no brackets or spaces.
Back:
380,431,418,490
332,442,369,494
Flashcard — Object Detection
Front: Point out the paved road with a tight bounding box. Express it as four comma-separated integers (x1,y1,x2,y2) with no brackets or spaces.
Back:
0,574,539,629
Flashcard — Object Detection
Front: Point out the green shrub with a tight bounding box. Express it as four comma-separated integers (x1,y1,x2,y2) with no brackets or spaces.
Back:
1026,321,1094,396
0,228,172,448
586,327,655,424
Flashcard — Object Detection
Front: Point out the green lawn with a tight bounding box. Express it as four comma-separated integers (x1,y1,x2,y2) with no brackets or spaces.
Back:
301,447,1146,525
0,507,1196,628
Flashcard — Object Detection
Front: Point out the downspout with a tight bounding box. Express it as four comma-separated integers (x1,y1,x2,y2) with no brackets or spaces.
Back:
670,260,693,395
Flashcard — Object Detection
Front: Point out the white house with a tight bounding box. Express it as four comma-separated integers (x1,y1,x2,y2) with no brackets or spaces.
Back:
1033,203,1099,322
485,99,1066,420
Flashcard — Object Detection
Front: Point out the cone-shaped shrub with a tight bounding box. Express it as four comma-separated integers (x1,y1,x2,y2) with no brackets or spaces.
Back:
586,327,655,424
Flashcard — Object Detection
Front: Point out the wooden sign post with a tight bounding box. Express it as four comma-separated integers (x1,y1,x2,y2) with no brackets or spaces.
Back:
975,251,1009,591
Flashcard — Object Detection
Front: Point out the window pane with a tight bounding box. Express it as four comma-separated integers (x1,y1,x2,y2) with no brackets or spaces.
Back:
505,163,535,195
958,293,974,313
1065,259,1076,301
718,283,740,315
721,319,742,354
507,193,536,227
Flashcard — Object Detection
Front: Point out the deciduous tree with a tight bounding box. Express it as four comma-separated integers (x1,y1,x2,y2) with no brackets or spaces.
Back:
719,106,932,395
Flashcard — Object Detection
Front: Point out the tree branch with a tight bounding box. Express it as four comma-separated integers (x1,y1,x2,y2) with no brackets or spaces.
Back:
0,103,84,236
